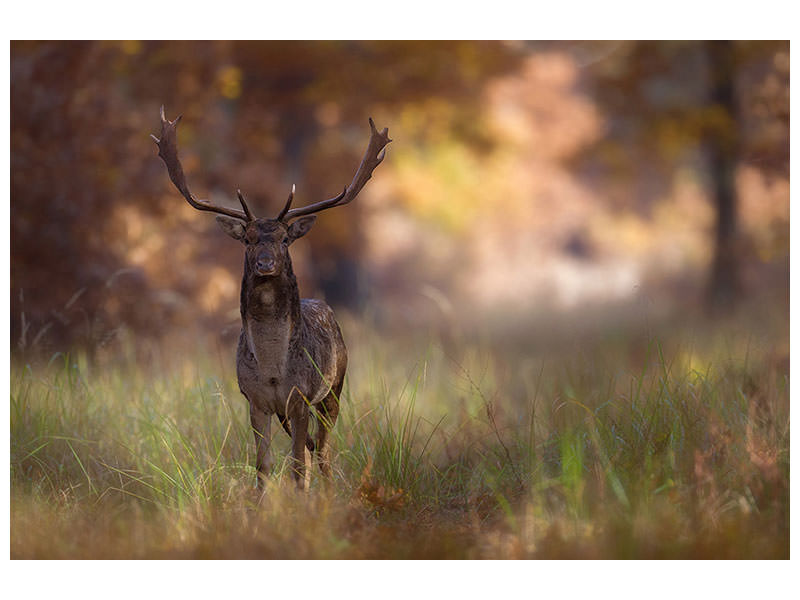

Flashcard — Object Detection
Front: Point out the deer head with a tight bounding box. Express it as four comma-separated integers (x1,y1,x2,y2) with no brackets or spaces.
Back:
151,106,392,283
216,203,317,278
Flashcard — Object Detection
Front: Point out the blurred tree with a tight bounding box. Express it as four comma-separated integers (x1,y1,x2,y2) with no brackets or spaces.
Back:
705,40,740,309
572,40,788,305
11,41,233,354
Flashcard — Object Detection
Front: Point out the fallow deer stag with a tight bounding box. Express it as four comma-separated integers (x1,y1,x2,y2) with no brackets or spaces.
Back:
152,106,391,490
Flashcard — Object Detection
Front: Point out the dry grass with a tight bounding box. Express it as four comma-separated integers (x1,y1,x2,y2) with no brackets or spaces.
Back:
10,301,789,559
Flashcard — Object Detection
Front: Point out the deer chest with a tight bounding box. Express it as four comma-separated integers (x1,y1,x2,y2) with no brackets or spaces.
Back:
245,318,291,380
237,319,308,415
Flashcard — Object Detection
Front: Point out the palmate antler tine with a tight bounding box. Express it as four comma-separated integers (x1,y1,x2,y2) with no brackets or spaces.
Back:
282,117,391,220
152,106,253,222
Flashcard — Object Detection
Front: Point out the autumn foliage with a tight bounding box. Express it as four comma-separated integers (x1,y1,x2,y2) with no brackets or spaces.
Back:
11,41,788,355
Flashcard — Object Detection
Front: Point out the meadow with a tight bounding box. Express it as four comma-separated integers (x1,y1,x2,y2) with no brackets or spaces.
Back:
10,298,789,559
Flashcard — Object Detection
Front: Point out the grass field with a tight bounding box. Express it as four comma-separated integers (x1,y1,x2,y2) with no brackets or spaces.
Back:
10,300,789,559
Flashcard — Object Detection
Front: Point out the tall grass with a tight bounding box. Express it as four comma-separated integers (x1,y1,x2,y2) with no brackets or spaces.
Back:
10,304,789,558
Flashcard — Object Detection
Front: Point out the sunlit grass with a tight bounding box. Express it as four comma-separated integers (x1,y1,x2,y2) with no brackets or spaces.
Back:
10,304,789,558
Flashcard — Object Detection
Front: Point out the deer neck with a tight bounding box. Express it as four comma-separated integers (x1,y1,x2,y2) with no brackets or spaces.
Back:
240,262,302,376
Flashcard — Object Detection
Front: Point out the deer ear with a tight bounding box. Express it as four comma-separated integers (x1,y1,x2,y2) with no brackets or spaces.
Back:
216,216,246,241
287,216,317,243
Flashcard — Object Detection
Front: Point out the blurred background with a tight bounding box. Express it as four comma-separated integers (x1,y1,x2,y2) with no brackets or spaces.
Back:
10,40,789,358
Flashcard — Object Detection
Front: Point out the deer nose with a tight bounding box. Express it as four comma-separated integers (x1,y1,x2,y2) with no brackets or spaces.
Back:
256,256,277,276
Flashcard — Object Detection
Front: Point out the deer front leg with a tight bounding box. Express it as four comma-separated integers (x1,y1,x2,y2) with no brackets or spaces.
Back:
290,402,310,490
249,406,273,490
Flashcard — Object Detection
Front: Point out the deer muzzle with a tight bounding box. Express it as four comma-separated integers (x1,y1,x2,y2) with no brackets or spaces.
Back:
256,255,277,276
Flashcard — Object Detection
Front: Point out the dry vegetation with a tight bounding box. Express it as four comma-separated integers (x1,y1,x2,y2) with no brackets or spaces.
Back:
10,296,788,559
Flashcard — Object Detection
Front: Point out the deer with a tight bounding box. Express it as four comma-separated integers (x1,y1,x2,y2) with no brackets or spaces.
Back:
151,106,391,490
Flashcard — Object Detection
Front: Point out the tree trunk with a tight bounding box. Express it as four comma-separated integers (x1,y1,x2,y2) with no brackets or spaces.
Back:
705,40,741,310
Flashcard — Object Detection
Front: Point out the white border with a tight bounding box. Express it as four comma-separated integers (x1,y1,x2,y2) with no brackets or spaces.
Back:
3,2,796,598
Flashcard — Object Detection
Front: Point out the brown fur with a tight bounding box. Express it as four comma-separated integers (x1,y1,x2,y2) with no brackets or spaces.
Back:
217,216,347,490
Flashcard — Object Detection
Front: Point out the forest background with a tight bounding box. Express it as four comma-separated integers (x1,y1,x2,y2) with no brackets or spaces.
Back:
11,40,789,355
8,37,791,569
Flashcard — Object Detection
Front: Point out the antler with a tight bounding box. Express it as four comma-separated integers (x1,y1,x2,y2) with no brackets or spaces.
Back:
280,117,391,220
276,184,296,221
151,106,255,222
